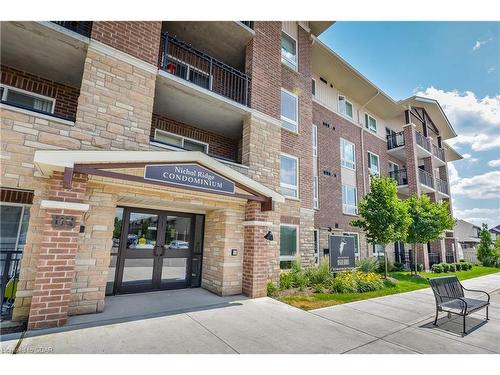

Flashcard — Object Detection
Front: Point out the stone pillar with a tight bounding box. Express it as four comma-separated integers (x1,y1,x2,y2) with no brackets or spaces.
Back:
242,201,279,298
299,208,315,266
27,172,88,329
403,123,420,196
202,208,245,296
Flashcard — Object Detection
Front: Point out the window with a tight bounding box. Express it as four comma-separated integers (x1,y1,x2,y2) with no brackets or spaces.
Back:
154,129,208,153
312,79,316,96
342,185,357,215
372,243,385,256
280,154,298,198
280,224,298,267
281,32,297,70
338,95,353,119
1,85,54,114
342,232,360,257
365,113,377,132
388,161,399,174
313,176,319,209
340,138,355,170
312,125,318,158
368,152,380,176
281,89,298,132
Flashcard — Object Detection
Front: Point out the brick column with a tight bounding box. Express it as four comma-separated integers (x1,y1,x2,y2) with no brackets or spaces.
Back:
27,172,88,329
403,124,420,196
242,201,278,298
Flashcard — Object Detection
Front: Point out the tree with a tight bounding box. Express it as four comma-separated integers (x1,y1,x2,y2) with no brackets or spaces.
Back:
477,224,495,266
405,194,455,274
351,176,411,278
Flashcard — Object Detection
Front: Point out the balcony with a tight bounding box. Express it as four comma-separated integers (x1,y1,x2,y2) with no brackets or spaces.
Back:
418,169,435,193
389,168,408,186
436,178,450,196
155,32,251,140
387,129,434,162
387,131,405,150
51,21,93,38
432,143,446,166
415,131,431,153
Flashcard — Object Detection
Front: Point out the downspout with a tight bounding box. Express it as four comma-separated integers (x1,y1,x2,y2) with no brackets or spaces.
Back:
358,90,380,195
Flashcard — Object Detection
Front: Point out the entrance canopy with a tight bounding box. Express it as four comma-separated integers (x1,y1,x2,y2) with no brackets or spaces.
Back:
33,150,284,210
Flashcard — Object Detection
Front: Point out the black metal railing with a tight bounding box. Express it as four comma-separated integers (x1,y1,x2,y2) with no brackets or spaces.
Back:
1,250,23,319
159,33,251,107
240,21,254,29
51,21,93,38
389,168,408,186
418,168,434,188
415,130,431,152
0,99,76,123
432,143,445,161
386,131,405,150
436,178,449,195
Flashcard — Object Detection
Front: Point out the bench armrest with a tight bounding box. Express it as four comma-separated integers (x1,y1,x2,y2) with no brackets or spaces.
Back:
435,292,468,314
462,287,490,303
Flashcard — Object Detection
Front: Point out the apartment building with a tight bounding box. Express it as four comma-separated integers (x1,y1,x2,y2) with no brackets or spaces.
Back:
0,21,460,330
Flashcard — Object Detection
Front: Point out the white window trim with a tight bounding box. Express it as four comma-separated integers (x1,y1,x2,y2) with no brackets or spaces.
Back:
313,176,319,210
280,152,299,199
372,243,385,256
281,30,298,71
342,184,358,215
365,112,377,132
312,78,316,97
280,223,299,261
368,151,380,176
312,124,318,157
340,138,356,171
154,129,209,153
280,88,299,133
0,84,56,114
338,94,353,120
342,232,360,256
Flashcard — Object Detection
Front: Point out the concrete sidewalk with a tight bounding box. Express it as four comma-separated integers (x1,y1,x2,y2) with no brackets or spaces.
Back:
1,272,499,354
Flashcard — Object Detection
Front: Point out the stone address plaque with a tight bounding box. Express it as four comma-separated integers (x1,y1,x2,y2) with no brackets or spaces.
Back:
51,215,76,229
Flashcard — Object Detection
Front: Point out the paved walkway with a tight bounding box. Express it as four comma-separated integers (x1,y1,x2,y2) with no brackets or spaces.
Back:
1,273,499,354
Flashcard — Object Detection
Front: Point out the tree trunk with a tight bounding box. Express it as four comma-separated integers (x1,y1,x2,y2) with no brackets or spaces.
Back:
384,244,388,279
413,243,418,275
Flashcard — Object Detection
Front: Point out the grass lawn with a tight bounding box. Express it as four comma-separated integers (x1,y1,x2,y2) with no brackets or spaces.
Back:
277,266,499,310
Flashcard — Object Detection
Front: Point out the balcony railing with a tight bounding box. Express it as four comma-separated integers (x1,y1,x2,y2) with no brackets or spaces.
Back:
387,131,405,150
159,32,251,106
432,143,445,161
389,168,408,186
436,178,449,195
240,21,254,29
415,130,431,152
418,169,434,188
51,21,93,38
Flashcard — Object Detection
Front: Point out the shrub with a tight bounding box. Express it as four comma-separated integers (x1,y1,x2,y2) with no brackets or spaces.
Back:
376,256,394,274
448,263,456,272
267,282,278,296
455,262,463,271
293,271,308,291
357,257,379,273
279,272,293,290
328,271,383,293
313,283,326,294
393,262,405,272
441,263,450,273
417,263,424,272
432,264,444,273
305,261,332,286
355,271,384,292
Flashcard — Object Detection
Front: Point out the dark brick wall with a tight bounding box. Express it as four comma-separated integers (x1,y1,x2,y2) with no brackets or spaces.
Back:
151,114,240,162
91,22,162,66
1,65,80,120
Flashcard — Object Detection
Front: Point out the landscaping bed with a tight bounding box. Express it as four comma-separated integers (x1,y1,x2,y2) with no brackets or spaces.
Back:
272,262,499,311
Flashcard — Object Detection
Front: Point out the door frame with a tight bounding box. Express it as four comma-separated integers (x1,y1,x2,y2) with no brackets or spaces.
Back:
113,206,197,295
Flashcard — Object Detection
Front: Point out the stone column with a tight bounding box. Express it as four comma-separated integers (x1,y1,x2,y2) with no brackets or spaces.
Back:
403,123,420,196
27,172,88,329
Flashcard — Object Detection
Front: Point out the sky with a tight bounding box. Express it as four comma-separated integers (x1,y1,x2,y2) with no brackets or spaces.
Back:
320,22,500,228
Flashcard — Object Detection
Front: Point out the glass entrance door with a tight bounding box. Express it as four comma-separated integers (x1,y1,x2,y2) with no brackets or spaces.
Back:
115,208,194,294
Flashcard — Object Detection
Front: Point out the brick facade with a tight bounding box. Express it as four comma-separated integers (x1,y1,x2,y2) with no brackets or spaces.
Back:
1,65,80,120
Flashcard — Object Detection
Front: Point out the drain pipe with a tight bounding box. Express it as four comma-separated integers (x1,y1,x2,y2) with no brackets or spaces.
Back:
358,90,380,195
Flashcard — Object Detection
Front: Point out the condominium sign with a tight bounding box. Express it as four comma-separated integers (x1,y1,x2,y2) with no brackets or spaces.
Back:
144,163,235,194
329,235,356,271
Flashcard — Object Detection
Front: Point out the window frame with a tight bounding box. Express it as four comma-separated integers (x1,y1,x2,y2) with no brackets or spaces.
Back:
367,151,380,176
0,84,56,114
340,138,356,170
338,94,353,119
364,113,378,132
281,30,298,71
342,232,360,257
280,88,299,133
153,129,209,153
342,184,358,215
280,223,299,262
388,161,399,174
280,153,299,199
372,243,385,256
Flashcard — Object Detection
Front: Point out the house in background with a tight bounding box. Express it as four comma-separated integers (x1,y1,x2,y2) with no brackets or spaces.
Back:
489,224,500,242
454,219,481,263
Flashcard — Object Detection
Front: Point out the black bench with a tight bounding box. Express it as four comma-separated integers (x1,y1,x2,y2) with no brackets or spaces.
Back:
428,276,490,335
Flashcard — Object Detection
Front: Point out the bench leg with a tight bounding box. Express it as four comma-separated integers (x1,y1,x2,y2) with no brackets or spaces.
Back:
463,314,466,336
486,306,489,321
434,309,439,325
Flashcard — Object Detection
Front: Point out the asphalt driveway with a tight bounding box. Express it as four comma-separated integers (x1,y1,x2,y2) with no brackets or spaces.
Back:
1,272,499,354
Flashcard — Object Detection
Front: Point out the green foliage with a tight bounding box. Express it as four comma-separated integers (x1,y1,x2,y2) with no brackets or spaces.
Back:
432,264,444,273
448,263,456,272
267,282,278,296
416,264,424,272
442,263,450,273
393,262,405,272
357,257,379,273
376,256,393,274
279,272,293,290
305,262,331,285
495,238,500,267
477,224,495,266
329,271,384,293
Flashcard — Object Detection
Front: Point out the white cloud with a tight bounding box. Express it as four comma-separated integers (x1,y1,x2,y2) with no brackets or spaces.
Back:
450,170,500,200
472,38,492,51
461,153,478,163
488,159,500,167
487,66,496,74
455,207,500,228
416,87,500,152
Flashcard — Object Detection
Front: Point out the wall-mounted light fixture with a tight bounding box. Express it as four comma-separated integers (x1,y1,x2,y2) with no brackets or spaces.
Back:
264,231,274,241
